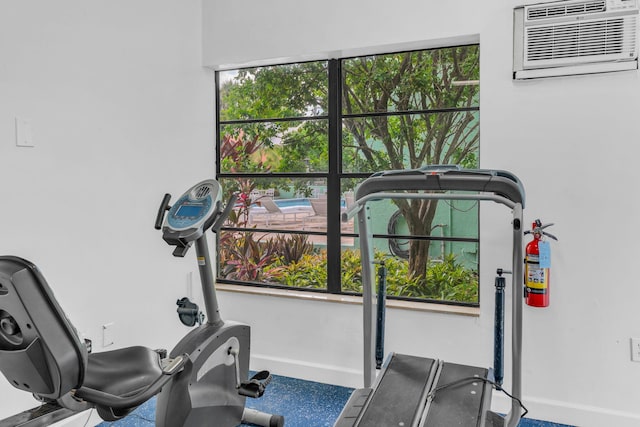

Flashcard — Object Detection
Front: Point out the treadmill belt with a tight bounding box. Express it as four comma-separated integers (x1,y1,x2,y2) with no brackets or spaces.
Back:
424,362,489,426
357,354,436,427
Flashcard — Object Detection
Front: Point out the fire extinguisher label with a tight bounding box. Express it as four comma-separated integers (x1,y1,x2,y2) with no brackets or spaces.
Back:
538,241,551,268
527,266,546,289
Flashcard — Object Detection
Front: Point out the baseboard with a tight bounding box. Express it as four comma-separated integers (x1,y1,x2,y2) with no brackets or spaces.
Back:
253,354,640,427
491,392,640,427
44,357,639,427
251,353,363,389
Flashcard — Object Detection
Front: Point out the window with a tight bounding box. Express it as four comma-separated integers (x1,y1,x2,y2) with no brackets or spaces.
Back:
216,44,480,305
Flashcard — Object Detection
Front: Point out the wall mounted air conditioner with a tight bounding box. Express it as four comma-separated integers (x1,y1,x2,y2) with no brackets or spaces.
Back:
514,0,639,79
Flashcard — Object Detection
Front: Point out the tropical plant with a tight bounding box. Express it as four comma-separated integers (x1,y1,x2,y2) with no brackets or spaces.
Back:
264,248,478,303
272,234,314,264
423,254,478,302
219,232,277,282
266,252,328,289
221,233,316,282
219,130,272,228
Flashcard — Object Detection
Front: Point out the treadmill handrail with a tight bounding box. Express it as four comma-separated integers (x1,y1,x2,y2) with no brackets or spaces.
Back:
349,165,525,427
355,167,525,208
343,192,518,224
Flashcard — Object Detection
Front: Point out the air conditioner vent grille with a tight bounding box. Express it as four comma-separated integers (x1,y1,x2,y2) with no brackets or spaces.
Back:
527,0,606,20
526,17,637,61
515,0,639,78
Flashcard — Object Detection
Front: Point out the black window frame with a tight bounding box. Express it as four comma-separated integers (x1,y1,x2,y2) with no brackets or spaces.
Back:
215,46,480,307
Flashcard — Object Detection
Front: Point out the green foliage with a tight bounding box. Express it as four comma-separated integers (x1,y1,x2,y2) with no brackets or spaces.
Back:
276,120,329,173
375,255,425,298
220,63,328,122
219,63,329,173
266,252,328,289
221,233,315,283
220,130,269,173
339,250,425,295
219,232,277,282
272,234,314,264
338,251,477,303
339,249,363,293
222,237,478,303
423,254,478,302
341,46,480,173
219,130,274,227
217,46,481,298
219,46,480,176
380,253,478,302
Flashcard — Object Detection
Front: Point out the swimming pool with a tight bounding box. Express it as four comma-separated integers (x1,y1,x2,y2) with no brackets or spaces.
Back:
248,197,345,213
274,198,311,208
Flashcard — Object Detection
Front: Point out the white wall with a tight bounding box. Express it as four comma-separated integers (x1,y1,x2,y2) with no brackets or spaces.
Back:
1,1,639,426
203,1,640,426
0,0,213,419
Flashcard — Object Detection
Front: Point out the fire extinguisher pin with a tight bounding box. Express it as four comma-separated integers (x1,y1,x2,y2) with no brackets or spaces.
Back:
524,220,558,241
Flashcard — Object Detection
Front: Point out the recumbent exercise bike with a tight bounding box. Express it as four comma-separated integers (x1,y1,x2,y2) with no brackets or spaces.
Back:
0,179,284,427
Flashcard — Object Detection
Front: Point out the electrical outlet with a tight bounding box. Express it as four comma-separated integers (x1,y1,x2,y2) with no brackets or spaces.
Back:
15,117,34,147
631,338,640,362
187,271,193,300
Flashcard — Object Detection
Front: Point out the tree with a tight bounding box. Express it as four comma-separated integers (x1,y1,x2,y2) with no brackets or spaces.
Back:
218,45,480,287
341,46,479,281
219,63,329,173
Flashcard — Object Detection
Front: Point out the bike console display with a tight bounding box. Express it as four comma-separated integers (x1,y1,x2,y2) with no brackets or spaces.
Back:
157,180,222,257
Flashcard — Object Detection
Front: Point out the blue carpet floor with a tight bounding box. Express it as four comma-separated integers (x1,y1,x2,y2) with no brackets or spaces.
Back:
95,374,573,427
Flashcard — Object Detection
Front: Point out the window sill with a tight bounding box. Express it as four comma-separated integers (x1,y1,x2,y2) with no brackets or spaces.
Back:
216,284,480,317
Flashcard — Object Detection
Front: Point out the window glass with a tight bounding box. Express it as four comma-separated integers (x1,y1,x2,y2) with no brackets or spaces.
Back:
219,230,328,290
220,121,329,174
219,177,328,231
341,111,479,173
216,45,480,305
219,63,328,121
342,46,479,114
341,239,479,303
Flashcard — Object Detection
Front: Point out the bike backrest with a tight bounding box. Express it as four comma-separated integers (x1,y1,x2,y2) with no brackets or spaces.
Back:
0,256,87,400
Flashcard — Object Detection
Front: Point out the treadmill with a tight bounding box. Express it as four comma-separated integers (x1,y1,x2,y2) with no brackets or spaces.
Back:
335,165,526,427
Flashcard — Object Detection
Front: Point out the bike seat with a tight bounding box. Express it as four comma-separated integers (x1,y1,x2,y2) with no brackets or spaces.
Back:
0,256,186,421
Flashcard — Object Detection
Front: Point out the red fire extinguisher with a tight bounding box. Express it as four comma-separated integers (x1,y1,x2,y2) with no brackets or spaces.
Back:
524,219,557,307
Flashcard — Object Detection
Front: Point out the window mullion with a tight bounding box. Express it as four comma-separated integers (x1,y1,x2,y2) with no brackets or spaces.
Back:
326,59,342,294
215,71,221,176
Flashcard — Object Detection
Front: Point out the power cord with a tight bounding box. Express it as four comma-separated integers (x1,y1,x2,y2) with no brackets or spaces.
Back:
104,413,155,425
82,408,95,427
427,376,528,419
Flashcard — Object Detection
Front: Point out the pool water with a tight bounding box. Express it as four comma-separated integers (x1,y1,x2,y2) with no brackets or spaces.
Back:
275,198,311,208
273,198,346,208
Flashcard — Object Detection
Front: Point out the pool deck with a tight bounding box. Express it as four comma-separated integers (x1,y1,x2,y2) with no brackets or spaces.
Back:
248,205,314,226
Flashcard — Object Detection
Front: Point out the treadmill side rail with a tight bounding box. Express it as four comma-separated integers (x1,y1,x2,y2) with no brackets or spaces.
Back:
334,354,497,427
334,388,373,427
